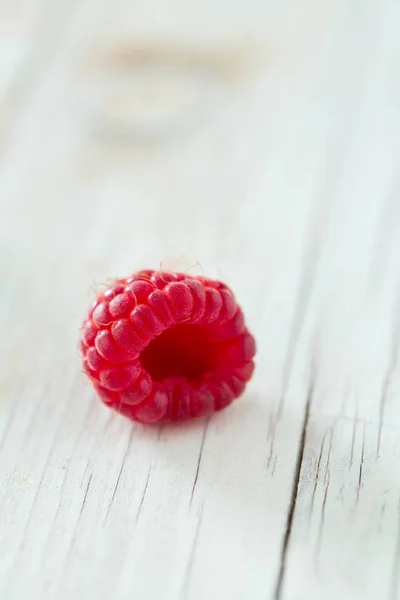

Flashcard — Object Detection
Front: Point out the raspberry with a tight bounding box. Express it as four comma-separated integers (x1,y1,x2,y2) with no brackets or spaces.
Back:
80,270,256,423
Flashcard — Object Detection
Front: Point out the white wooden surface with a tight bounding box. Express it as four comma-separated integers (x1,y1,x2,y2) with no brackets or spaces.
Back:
1,1,400,598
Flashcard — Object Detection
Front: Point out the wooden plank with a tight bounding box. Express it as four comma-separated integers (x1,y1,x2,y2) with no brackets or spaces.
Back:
275,1,400,596
1,0,400,599
0,0,81,147
283,417,400,600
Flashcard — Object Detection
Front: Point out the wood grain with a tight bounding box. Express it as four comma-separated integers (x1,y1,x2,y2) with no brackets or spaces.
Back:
1,0,400,598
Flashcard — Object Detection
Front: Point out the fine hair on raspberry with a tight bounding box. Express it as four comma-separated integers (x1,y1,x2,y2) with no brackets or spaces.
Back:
80,269,256,424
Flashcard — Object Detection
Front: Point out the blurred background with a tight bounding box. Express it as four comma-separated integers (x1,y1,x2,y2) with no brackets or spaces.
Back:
1,1,400,599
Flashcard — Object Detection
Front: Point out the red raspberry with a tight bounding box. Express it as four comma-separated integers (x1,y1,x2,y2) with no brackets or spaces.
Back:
80,270,256,423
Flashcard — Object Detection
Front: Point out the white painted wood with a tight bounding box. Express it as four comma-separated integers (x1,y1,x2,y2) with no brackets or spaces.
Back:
1,0,400,599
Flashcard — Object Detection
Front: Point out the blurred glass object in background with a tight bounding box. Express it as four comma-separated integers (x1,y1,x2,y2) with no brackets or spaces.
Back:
74,40,254,142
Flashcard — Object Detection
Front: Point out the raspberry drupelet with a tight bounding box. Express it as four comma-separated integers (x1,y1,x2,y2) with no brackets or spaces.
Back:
80,270,256,423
